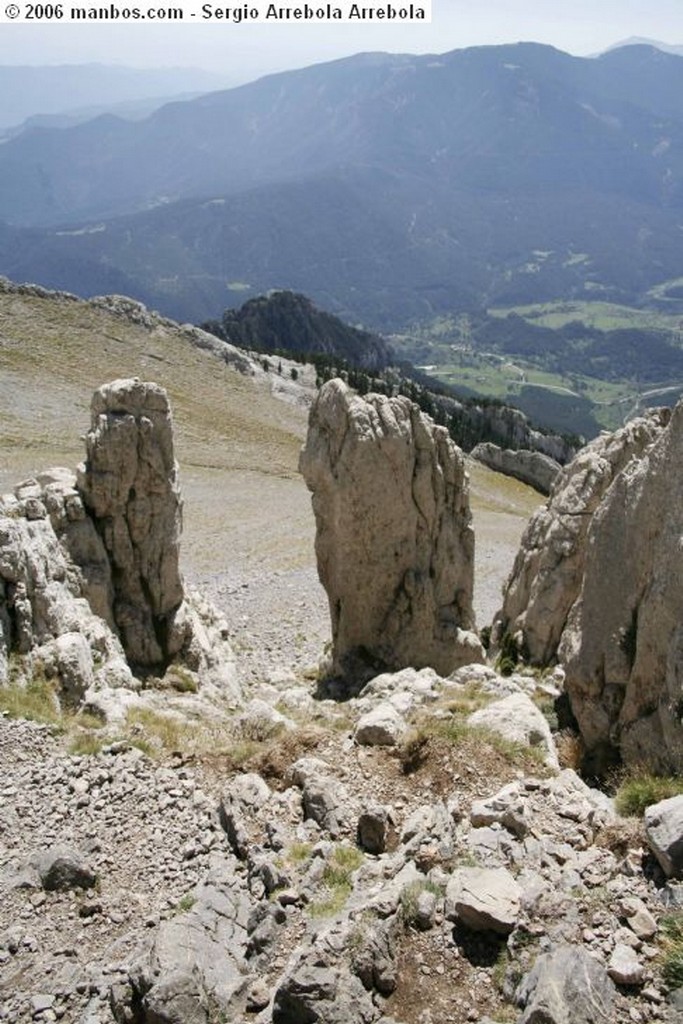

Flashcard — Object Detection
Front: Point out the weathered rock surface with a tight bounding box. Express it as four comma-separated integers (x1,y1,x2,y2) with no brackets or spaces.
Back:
0,380,239,715
471,442,561,495
467,691,559,768
494,406,683,772
120,858,254,1023
516,945,615,1024
445,866,521,934
0,467,136,700
644,794,683,878
495,409,668,666
77,379,185,670
299,378,483,686
354,703,407,747
559,403,683,772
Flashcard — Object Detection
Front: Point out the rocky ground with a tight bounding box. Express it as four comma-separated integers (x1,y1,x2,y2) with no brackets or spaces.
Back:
2,655,683,1023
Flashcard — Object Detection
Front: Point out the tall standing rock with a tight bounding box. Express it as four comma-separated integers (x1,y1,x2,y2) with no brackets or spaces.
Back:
299,379,482,685
494,410,668,666
560,401,683,773
78,379,185,670
494,404,683,774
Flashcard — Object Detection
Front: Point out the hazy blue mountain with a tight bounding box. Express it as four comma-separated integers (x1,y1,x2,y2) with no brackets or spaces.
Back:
0,64,232,130
1,43,683,328
0,92,222,142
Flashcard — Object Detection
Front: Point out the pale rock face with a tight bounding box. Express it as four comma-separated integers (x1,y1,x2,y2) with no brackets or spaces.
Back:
0,470,134,700
467,692,559,768
299,379,483,686
78,378,185,670
470,442,560,495
644,794,683,878
494,406,683,772
445,866,521,934
516,945,615,1024
495,410,668,666
558,403,683,773
0,380,239,713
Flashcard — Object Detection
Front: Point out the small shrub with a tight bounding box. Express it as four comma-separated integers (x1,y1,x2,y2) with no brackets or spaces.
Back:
399,879,444,928
165,666,199,694
496,631,520,676
176,893,197,914
398,727,431,774
660,913,683,990
555,728,584,771
308,845,363,919
68,732,106,757
615,771,683,817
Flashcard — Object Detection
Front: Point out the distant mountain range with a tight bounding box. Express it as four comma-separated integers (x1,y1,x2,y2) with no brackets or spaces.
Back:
1,43,683,328
0,64,232,131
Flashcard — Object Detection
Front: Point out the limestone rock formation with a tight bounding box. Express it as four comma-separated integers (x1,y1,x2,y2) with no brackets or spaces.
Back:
0,379,238,714
557,402,683,773
494,409,669,666
0,468,135,701
495,405,683,773
77,378,185,670
299,378,483,685
470,441,561,494
645,794,683,878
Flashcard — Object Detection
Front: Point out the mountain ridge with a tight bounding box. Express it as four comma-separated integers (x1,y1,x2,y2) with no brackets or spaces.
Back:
1,42,683,333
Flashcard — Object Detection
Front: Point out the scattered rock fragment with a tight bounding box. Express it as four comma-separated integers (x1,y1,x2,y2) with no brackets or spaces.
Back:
644,794,683,878
354,703,407,747
467,691,559,767
445,867,521,934
33,847,98,892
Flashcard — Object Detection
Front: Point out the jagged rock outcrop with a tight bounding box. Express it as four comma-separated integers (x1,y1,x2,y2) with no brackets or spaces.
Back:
493,409,669,666
495,405,683,773
299,379,483,686
470,442,561,495
77,378,185,670
557,402,683,773
0,467,136,700
0,379,238,713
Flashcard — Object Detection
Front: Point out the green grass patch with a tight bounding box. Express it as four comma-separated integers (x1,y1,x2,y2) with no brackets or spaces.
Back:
399,878,444,928
308,845,364,919
285,842,313,866
660,913,683,990
399,715,546,776
175,893,197,914
68,732,107,757
614,771,683,817
126,707,200,754
0,678,62,727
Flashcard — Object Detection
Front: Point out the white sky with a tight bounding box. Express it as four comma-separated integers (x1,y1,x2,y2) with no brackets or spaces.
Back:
0,0,681,81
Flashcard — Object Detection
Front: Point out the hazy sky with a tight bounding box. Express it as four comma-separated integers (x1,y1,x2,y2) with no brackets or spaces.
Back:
1,0,681,83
